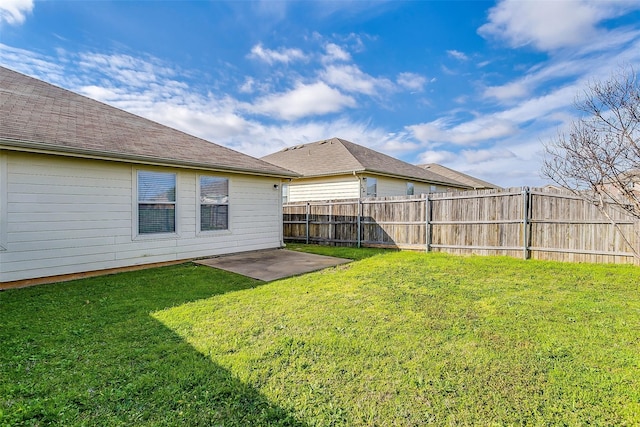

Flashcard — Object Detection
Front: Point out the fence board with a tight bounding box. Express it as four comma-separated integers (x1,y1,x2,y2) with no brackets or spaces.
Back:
283,187,640,264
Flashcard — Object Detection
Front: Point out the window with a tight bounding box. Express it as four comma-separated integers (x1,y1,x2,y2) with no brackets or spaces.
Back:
200,176,228,231
430,185,437,193
406,182,415,196
282,183,289,204
366,177,377,197
137,171,176,234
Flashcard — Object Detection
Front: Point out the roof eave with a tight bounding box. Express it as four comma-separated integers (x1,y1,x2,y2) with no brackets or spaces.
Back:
363,169,472,189
0,138,299,178
292,168,472,188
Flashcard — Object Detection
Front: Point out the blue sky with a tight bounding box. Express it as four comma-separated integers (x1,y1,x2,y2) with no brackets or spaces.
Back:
1,1,640,187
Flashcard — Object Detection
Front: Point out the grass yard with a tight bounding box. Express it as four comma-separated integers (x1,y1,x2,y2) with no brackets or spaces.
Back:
1,246,639,426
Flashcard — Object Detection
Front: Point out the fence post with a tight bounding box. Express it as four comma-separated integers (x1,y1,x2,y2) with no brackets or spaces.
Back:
425,194,431,252
522,187,530,260
357,199,362,248
329,201,333,244
305,202,310,245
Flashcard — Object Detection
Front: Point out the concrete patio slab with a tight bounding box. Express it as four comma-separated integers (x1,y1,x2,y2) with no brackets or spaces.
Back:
194,249,351,281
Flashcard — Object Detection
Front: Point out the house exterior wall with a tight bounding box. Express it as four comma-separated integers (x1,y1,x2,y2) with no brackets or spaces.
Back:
0,151,283,283
287,175,361,202
284,173,466,203
373,176,429,197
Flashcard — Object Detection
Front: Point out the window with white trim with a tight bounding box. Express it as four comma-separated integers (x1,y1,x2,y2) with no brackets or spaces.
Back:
366,177,377,197
137,171,176,234
282,183,289,204
406,182,415,196
200,176,228,231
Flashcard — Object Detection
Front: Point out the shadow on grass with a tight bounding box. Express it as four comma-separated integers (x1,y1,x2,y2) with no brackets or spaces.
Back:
0,263,307,426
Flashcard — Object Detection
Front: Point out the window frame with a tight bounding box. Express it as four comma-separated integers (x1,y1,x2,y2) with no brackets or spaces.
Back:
133,169,179,238
365,177,377,197
282,183,289,204
406,181,415,196
197,174,230,234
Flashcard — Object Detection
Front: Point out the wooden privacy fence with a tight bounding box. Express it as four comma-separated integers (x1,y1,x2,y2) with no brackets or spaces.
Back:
283,187,640,264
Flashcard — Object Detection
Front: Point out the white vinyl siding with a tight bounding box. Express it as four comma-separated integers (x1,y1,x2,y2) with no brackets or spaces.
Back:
375,176,408,197
0,152,6,251
0,152,283,283
282,174,465,203
377,177,444,197
287,175,360,202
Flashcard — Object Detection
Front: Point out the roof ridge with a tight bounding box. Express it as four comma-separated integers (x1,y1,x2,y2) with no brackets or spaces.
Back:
263,138,482,188
330,138,366,169
418,163,500,189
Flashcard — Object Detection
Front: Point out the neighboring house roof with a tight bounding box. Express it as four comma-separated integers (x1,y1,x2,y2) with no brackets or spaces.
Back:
262,137,471,188
0,66,296,178
418,163,501,189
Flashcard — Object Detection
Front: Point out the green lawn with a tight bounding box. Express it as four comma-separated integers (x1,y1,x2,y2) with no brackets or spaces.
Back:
1,246,639,426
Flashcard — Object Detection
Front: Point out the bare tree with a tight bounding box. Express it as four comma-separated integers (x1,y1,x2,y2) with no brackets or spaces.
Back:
543,67,640,258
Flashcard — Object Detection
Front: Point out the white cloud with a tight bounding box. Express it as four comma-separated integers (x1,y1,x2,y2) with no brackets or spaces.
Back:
460,147,516,164
483,80,530,101
480,34,640,107
249,81,356,120
78,85,122,102
447,50,469,61
218,119,417,160
247,43,307,65
417,150,458,165
478,0,640,51
320,64,394,96
239,77,255,94
396,72,427,92
417,145,539,188
0,44,65,84
323,43,351,62
409,116,519,147
77,52,181,90
0,0,33,25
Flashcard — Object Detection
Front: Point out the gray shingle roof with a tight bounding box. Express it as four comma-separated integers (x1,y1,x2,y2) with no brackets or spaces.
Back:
262,137,471,188
0,66,296,177
418,163,501,189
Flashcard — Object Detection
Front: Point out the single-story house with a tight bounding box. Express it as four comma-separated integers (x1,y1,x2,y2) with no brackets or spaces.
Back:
0,66,297,285
418,163,501,190
261,137,472,202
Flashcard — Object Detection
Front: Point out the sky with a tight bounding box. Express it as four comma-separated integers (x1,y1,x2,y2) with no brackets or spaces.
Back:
1,1,640,187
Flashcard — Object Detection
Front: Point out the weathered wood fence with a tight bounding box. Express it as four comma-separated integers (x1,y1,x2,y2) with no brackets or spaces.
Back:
283,187,640,264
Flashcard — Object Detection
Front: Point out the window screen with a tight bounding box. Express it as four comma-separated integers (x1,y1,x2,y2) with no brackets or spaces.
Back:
138,171,176,234
366,177,377,197
407,182,415,196
200,176,228,231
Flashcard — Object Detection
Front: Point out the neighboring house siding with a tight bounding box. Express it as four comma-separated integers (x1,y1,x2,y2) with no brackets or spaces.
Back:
0,152,282,283
375,176,413,197
285,174,462,202
414,183,433,194
367,177,449,197
288,175,360,202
